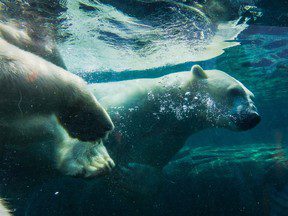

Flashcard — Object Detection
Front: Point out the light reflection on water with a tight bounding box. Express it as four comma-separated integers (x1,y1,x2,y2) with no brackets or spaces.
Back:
58,0,247,73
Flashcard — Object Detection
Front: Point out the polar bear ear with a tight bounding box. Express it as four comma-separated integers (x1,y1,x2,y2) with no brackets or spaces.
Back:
191,65,208,79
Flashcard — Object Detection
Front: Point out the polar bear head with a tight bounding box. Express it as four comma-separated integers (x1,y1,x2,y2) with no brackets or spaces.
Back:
190,65,261,131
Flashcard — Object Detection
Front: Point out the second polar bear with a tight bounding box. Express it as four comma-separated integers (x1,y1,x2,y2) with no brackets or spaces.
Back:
0,23,115,178
91,65,261,171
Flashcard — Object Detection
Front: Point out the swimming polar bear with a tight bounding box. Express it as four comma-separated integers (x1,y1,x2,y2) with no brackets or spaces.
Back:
0,21,66,69
90,65,261,184
0,199,10,216
0,22,115,178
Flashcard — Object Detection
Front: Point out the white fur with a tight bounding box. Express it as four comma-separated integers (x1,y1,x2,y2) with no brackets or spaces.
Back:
57,137,115,177
0,24,114,178
0,22,66,68
89,66,258,168
0,199,11,216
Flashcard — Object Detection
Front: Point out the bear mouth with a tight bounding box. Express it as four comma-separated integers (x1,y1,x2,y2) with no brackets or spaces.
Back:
233,111,261,131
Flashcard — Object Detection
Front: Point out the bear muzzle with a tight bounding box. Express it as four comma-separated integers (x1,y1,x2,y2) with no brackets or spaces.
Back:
235,111,261,131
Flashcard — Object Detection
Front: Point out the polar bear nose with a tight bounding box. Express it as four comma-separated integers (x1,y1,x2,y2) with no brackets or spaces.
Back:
248,112,261,127
236,112,261,131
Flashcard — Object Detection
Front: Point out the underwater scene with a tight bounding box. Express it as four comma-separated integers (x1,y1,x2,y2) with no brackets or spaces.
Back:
0,0,287,215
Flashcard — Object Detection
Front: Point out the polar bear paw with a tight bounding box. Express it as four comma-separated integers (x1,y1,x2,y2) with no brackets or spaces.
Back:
57,139,115,178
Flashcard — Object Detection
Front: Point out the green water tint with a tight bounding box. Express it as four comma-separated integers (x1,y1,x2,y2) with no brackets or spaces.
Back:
166,143,288,180
58,0,247,72
214,26,288,101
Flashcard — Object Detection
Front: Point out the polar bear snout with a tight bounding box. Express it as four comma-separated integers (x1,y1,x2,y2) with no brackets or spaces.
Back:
234,111,261,131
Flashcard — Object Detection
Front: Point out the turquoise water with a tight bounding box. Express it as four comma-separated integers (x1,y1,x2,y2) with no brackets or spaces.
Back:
0,0,288,216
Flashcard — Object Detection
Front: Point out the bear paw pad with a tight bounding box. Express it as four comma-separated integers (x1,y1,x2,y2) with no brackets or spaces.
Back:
58,140,115,178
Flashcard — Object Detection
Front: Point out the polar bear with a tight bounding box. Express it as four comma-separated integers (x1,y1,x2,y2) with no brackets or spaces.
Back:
90,65,260,177
0,199,10,216
0,27,115,178
0,21,66,69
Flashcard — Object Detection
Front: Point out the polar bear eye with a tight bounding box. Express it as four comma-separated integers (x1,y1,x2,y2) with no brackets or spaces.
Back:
228,87,245,97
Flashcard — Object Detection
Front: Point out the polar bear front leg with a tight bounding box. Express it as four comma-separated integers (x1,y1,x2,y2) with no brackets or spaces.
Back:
56,138,115,178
